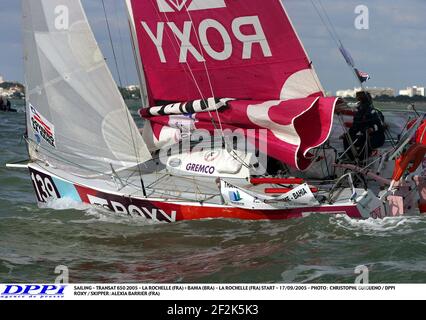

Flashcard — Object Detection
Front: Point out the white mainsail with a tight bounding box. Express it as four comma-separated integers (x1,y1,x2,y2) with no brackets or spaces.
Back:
22,0,152,176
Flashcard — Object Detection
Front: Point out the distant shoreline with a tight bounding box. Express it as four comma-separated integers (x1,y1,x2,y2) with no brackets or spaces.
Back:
7,93,426,112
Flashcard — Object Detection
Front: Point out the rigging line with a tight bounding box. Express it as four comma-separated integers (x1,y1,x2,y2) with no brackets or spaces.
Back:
180,7,264,172
182,3,226,136
151,2,243,171
336,114,360,165
147,3,248,170
26,138,143,186
310,0,361,84
311,0,396,149
150,0,225,139
113,0,130,86
151,5,221,164
307,0,345,96
148,0,209,106
283,2,323,94
317,0,344,47
156,7,223,135
26,138,111,177
179,3,252,169
360,149,390,171
33,157,148,198
145,3,230,183
101,0,123,88
309,0,340,48
102,0,146,196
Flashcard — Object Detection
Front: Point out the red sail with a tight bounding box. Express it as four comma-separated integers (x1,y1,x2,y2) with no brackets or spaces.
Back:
127,0,324,103
140,97,339,170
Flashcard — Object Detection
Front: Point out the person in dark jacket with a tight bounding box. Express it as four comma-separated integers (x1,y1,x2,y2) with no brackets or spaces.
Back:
6,99,12,111
0,96,4,111
342,91,386,160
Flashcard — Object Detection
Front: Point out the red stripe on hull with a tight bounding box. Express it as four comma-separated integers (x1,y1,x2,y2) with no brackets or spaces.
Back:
175,204,362,221
74,184,362,221
30,166,363,222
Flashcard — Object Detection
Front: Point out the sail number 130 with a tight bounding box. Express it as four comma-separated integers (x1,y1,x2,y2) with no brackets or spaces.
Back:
31,172,59,202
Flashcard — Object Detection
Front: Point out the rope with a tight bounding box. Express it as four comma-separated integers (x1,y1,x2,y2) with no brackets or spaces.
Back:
148,0,251,169
113,0,131,87
102,0,147,195
182,2,226,137
101,0,123,88
181,3,254,169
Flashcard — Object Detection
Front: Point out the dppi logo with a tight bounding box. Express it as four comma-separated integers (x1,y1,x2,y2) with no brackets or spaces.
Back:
1,285,66,299
156,0,226,12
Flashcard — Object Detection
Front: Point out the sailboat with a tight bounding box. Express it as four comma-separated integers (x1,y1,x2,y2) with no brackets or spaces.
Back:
9,0,426,222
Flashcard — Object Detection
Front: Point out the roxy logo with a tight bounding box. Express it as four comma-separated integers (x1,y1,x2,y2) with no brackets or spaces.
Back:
156,0,226,13
142,16,271,63
143,1,271,63
87,195,177,223
1,285,67,298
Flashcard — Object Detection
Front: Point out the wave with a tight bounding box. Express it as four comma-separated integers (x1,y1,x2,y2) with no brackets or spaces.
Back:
329,214,426,236
38,197,161,226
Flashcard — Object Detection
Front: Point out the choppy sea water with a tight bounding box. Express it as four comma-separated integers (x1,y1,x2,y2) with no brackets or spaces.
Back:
2,101,426,283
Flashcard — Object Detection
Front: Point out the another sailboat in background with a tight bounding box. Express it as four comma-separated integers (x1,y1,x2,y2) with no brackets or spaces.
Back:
9,0,426,222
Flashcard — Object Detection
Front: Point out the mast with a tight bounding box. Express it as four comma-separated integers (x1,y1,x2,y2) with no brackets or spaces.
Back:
125,0,150,108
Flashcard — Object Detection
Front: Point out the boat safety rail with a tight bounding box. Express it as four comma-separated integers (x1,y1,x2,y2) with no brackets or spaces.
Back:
250,177,305,185
328,173,357,204
334,163,390,187
265,187,319,194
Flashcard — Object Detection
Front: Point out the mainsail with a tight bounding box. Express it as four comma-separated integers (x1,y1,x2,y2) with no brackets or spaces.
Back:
126,0,324,102
22,0,152,176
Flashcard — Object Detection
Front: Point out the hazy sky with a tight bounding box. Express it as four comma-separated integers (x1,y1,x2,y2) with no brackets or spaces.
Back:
0,0,425,94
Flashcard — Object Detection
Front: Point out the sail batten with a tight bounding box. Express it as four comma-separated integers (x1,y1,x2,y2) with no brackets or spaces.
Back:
23,0,152,176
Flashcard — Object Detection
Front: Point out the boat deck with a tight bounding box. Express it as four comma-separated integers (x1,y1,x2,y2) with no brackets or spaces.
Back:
32,160,358,208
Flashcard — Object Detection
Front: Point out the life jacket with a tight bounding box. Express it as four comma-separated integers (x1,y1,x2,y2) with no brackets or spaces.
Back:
392,121,426,182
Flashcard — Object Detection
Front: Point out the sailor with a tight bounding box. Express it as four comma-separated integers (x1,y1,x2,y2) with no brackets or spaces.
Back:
6,99,12,111
342,91,386,160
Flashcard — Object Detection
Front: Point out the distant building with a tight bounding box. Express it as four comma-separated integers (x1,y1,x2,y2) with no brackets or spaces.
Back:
336,87,395,98
126,85,140,91
336,89,357,98
399,86,425,97
0,75,4,84
367,87,395,98
0,84,25,98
